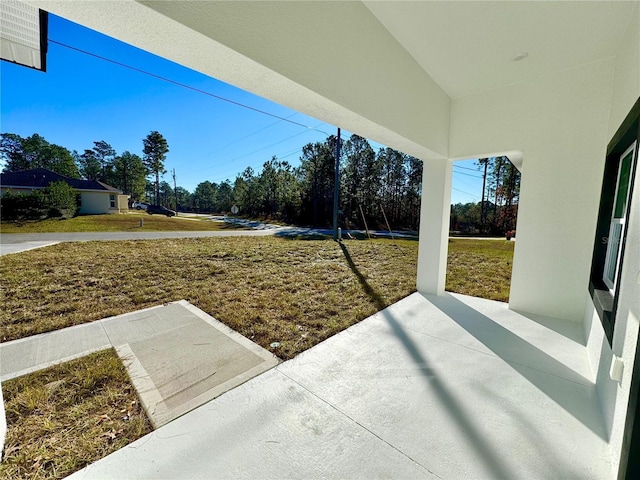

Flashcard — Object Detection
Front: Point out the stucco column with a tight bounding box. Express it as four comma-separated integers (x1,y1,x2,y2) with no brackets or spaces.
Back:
417,158,453,295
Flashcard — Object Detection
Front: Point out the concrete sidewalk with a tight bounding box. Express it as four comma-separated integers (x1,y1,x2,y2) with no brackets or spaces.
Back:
65,292,610,479
0,301,279,428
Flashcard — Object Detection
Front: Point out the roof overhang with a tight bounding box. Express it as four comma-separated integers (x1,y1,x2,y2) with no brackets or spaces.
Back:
1,0,48,72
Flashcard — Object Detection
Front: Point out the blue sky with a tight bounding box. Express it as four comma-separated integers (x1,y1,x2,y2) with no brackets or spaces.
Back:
1,13,482,204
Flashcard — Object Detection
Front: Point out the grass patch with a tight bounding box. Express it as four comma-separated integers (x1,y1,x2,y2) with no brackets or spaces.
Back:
0,237,514,359
446,239,514,302
0,349,152,479
0,213,240,233
0,237,417,360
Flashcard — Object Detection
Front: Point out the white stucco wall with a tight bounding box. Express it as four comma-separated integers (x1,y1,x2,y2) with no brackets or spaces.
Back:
608,4,640,141
79,191,117,215
417,159,452,295
449,59,615,322
584,4,640,477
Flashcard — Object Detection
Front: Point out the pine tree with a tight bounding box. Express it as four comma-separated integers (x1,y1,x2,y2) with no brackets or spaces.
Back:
142,131,169,205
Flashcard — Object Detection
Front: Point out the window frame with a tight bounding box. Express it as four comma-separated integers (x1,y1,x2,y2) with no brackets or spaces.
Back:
589,97,640,345
603,141,638,293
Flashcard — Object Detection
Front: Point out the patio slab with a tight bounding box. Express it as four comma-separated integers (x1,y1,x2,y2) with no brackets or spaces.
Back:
66,292,611,480
0,301,279,428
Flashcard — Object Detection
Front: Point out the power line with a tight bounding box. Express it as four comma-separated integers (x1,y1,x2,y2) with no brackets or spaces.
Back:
452,187,478,199
205,144,306,184
198,121,327,177
453,170,483,179
453,164,479,172
49,39,331,136
202,113,301,157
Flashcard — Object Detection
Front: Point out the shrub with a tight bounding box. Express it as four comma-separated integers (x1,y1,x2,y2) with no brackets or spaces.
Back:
0,190,48,221
42,181,78,218
1,181,78,221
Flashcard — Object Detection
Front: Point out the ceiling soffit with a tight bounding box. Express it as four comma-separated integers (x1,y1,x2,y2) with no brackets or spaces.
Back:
365,1,636,99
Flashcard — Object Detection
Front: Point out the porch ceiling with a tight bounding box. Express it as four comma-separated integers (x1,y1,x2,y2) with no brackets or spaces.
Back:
365,0,636,99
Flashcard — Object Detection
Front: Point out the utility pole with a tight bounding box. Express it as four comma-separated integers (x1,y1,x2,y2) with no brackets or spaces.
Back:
172,168,178,214
479,158,488,233
333,128,341,241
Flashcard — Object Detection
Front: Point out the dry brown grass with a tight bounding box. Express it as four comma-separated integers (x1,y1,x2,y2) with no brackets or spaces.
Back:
446,239,515,301
0,349,152,479
0,237,418,360
0,237,514,359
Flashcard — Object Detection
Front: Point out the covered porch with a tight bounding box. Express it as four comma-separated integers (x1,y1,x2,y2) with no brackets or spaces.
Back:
68,291,609,479
15,1,640,477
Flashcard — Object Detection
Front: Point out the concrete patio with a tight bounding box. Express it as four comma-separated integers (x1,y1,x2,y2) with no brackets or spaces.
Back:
0,301,279,428
67,292,611,479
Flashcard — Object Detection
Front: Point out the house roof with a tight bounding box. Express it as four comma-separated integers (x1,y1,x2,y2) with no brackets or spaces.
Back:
0,168,122,193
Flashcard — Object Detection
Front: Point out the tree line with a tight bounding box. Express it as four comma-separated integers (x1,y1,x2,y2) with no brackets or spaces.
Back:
1,131,169,204
1,131,520,232
1,131,424,230
450,156,520,235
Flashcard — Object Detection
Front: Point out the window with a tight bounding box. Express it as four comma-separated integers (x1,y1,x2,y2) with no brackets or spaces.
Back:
109,194,116,208
603,141,637,293
589,98,640,345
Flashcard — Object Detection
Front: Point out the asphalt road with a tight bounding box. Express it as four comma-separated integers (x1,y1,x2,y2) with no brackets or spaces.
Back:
0,218,419,256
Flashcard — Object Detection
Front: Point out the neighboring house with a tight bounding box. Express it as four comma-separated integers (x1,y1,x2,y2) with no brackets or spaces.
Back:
5,1,640,478
0,168,130,214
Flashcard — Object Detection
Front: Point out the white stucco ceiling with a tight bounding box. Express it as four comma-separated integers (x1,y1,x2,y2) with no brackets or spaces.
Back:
365,0,637,99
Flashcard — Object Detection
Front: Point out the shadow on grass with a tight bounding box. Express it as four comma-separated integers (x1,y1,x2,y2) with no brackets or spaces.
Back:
338,241,515,479
338,242,388,310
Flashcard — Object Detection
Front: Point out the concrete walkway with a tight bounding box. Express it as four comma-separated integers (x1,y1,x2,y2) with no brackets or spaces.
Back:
0,301,279,428
65,292,610,479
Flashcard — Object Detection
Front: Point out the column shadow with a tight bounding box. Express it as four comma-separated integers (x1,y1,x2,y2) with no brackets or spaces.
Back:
339,242,515,479
425,293,607,441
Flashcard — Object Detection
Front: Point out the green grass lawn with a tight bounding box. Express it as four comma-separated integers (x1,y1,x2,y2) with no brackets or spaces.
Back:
0,212,241,233
0,237,514,357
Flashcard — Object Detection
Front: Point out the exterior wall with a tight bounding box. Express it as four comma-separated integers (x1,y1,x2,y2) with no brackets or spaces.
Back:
118,195,130,213
449,59,615,322
2,187,119,215
79,191,118,215
608,4,640,141
585,4,640,477
585,151,640,477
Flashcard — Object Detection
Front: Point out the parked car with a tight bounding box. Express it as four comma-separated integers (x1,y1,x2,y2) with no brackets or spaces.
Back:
146,205,176,217
132,201,149,210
